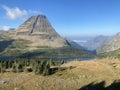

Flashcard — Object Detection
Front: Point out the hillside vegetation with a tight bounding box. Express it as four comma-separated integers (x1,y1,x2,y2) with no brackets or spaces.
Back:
0,59,120,90
0,38,94,60
97,48,120,59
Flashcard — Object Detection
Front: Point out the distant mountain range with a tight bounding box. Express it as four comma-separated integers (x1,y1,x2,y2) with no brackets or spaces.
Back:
97,33,120,58
72,33,120,59
74,35,111,51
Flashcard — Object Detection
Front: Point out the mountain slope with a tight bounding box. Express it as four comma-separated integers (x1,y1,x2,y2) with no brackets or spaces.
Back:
97,48,120,58
66,39,85,49
77,35,111,51
0,14,94,59
15,15,67,48
97,33,120,54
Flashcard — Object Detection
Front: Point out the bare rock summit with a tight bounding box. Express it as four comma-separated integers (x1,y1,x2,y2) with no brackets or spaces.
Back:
15,15,67,48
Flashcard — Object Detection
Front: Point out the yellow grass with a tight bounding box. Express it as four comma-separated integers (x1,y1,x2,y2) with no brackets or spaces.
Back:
0,58,120,90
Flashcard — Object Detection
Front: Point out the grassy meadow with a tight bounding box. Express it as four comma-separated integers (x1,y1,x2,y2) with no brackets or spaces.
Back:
0,58,120,90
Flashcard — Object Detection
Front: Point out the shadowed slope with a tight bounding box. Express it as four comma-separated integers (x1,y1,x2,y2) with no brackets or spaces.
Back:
0,40,14,52
79,80,120,90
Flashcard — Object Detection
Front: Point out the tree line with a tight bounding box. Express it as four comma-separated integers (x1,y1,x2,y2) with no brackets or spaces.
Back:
0,59,64,76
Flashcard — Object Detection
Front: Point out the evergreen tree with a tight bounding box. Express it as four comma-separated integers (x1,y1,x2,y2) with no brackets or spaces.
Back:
0,61,1,72
33,63,39,74
37,63,44,74
43,63,50,76
61,60,64,65
1,61,6,73
12,64,16,72
17,64,23,72
50,59,55,66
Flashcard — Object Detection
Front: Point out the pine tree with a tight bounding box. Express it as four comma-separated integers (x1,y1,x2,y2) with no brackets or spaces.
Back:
12,64,16,72
37,63,43,74
61,60,64,65
50,59,55,66
43,62,50,76
0,61,2,73
17,64,23,72
1,61,6,73
34,64,39,74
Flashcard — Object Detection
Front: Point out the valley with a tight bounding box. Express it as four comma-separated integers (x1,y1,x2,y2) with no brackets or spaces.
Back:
0,13,120,90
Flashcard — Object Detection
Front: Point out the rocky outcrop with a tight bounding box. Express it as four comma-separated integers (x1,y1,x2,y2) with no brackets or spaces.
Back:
15,15,67,48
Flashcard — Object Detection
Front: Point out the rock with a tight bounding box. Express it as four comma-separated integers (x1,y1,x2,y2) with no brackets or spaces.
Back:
0,79,9,84
15,14,67,48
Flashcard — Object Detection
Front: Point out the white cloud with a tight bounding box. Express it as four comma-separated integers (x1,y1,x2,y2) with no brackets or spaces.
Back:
0,26,10,31
2,5,28,20
73,40,87,43
2,5,43,20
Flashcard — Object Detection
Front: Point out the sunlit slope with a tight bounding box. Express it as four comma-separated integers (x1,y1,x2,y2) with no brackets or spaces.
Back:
1,59,120,90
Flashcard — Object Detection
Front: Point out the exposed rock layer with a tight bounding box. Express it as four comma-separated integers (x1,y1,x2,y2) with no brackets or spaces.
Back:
15,15,67,48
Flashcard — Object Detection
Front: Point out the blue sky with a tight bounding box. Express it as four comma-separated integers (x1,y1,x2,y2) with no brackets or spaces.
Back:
0,0,120,39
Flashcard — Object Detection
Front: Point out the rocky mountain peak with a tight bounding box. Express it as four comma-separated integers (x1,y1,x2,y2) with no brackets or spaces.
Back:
16,14,59,36
15,14,67,48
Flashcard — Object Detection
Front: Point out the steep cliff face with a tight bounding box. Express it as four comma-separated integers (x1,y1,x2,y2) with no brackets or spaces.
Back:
97,33,120,54
15,15,67,48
